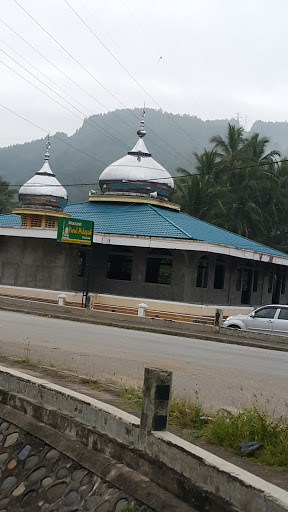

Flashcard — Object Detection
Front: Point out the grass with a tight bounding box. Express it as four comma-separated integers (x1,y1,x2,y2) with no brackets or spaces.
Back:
119,385,142,409
120,505,137,512
1,353,287,469
14,358,31,365
119,387,288,468
204,407,288,467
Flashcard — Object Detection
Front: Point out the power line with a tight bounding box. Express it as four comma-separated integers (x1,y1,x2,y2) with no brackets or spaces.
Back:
2,156,287,189
0,102,106,165
0,17,137,137
0,47,128,149
63,0,204,150
11,0,196,167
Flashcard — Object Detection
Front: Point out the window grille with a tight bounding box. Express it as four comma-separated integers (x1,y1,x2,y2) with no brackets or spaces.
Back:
30,215,42,228
44,216,56,229
21,214,28,228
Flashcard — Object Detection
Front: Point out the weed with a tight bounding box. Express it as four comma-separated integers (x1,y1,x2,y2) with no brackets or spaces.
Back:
119,385,142,409
80,378,103,390
204,407,288,467
120,505,138,512
169,397,205,430
14,359,30,365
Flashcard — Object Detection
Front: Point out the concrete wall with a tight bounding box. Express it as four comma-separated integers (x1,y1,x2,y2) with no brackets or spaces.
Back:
1,366,288,512
0,235,286,307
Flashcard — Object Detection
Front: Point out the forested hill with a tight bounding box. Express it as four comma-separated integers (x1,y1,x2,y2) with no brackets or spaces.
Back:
0,108,287,203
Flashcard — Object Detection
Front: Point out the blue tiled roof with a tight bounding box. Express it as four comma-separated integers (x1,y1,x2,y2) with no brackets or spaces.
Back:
0,213,20,227
0,202,287,258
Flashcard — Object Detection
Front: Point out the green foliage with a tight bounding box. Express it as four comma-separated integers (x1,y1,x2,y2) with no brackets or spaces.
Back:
120,505,138,512
173,123,288,248
204,408,288,467
0,177,16,213
120,385,142,409
169,397,204,430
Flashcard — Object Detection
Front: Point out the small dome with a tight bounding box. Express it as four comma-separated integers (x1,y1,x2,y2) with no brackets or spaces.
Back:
99,112,174,201
19,140,68,212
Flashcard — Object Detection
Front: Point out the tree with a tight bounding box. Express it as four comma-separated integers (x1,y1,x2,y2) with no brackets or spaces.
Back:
0,178,17,213
173,124,288,248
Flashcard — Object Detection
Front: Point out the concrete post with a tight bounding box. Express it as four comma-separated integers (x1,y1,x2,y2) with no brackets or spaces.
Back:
214,308,223,327
57,294,67,306
86,293,95,310
137,303,148,317
140,367,172,450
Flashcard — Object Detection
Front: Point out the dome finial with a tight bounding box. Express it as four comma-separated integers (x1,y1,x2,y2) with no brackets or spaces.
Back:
137,104,146,138
45,134,51,161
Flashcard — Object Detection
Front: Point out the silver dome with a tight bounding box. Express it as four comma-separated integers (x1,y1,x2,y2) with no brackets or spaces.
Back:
99,113,174,201
19,140,68,211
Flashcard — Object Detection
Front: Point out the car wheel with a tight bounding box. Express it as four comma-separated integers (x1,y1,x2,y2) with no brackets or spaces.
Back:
228,325,241,329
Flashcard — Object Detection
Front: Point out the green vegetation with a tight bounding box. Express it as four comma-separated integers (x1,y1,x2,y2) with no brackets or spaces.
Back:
205,408,288,467
0,177,16,213
173,123,288,250
120,505,138,512
120,385,142,409
119,386,288,468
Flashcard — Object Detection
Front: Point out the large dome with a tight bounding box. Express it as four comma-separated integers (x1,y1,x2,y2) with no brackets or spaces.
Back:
19,142,68,212
99,116,174,201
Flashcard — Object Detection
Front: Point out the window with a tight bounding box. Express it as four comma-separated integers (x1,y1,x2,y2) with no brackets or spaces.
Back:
278,308,288,320
196,256,208,288
21,214,28,228
253,270,258,293
107,247,133,281
145,249,173,285
213,257,225,289
44,216,56,229
254,307,277,319
30,215,42,228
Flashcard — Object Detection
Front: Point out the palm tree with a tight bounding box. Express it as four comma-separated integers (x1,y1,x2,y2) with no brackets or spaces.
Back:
210,123,246,187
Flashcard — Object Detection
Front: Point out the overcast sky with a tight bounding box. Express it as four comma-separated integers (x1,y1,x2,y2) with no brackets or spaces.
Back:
0,0,288,147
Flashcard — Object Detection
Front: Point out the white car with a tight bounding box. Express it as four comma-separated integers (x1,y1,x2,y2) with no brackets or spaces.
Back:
222,305,288,335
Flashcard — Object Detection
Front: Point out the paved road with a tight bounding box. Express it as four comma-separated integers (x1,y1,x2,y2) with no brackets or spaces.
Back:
0,310,287,416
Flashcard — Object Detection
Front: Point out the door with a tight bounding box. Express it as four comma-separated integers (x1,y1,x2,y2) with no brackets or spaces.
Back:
272,307,288,335
246,306,278,332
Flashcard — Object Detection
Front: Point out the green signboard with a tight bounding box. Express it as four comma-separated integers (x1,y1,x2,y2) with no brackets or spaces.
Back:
57,217,94,245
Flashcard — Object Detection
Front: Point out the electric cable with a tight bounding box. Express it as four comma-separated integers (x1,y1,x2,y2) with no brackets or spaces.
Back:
11,0,196,167
63,0,204,150
0,17,136,136
0,49,128,149
0,102,106,164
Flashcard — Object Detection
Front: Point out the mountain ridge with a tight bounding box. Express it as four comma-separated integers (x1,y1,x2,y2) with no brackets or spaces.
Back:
1,108,287,203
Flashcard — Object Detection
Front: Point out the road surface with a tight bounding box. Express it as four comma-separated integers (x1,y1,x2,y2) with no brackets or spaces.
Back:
0,310,287,416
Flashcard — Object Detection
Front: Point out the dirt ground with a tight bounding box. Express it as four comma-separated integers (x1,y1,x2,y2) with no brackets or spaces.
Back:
0,357,287,492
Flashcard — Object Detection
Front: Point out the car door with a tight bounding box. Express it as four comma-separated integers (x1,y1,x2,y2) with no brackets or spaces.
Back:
245,306,278,332
272,307,288,335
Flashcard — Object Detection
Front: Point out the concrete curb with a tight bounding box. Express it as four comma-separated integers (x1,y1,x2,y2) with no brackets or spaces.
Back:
0,295,288,352
1,365,288,512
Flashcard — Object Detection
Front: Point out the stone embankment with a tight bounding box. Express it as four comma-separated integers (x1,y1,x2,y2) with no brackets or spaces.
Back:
1,365,288,512
0,418,154,512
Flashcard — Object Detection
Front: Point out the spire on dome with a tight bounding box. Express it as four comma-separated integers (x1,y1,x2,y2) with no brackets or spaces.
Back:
98,109,174,201
44,134,51,161
137,106,146,138
18,136,68,211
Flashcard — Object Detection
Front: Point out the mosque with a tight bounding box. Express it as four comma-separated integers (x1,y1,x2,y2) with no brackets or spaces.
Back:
0,113,288,308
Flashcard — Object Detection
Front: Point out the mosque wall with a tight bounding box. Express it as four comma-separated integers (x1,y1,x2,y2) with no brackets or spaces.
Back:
0,235,286,307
